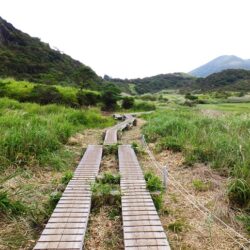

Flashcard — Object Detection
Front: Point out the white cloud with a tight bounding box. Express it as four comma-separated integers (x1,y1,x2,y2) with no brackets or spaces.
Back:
1,0,250,78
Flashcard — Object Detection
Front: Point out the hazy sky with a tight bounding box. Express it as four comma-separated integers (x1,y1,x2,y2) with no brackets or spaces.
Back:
1,0,250,78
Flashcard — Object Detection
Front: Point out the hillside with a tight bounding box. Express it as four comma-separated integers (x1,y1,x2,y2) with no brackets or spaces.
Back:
104,73,196,94
0,16,98,86
190,55,250,77
195,69,250,91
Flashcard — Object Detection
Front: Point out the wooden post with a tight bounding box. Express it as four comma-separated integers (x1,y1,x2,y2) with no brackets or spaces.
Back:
163,166,168,191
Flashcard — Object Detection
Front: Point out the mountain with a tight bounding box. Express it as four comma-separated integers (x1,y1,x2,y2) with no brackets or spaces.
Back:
195,69,250,91
0,16,98,86
104,73,196,94
189,55,250,77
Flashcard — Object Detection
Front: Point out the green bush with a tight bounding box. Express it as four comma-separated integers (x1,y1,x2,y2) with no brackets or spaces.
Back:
28,85,63,104
122,96,134,109
144,172,164,192
133,101,156,111
77,90,100,106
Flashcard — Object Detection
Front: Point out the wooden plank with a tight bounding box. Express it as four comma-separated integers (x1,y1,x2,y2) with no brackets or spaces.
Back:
119,145,170,250
33,145,103,250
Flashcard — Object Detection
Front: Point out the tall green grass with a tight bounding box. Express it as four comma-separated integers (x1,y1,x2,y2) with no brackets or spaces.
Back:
143,107,250,209
0,97,113,170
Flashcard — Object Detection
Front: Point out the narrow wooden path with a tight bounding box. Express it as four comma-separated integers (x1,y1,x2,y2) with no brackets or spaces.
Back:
34,145,103,250
119,145,170,249
104,114,135,145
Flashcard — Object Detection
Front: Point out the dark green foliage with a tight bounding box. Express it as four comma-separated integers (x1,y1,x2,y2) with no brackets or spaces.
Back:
185,93,198,100
0,191,27,216
28,85,63,104
122,96,134,109
77,90,100,106
196,69,250,91
0,17,98,86
61,171,73,185
106,73,195,94
101,83,121,110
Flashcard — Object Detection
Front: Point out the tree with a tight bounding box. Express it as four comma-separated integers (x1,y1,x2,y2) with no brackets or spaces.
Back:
77,90,100,106
122,96,134,109
185,93,198,100
101,83,121,110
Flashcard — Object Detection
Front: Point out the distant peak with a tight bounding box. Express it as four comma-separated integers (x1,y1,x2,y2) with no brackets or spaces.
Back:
189,55,250,77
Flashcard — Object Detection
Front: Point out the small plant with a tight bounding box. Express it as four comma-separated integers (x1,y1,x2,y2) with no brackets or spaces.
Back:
48,191,62,212
91,182,121,208
228,178,250,207
104,144,119,156
100,172,120,184
151,193,164,211
144,171,164,192
0,191,27,216
237,215,250,234
167,219,187,233
192,179,211,192
61,171,73,185
108,207,120,220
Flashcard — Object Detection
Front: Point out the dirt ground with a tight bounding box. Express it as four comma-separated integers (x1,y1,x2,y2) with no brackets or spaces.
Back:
120,117,249,250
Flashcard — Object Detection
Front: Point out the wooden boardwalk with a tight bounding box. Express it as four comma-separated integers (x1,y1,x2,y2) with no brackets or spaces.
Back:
34,145,103,250
119,145,170,249
104,114,135,145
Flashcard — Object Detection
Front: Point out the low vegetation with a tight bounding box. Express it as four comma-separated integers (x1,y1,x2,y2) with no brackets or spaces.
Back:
143,108,250,213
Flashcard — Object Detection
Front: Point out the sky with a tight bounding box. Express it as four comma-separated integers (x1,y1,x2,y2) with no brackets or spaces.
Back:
1,0,250,78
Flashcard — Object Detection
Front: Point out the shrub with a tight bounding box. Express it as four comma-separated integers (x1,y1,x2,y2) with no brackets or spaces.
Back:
77,90,100,106
122,96,134,109
101,83,121,110
28,85,63,104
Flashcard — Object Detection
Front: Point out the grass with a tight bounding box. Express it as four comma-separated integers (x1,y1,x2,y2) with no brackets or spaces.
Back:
0,97,114,248
143,107,250,211
192,179,211,192
0,97,113,170
198,103,250,112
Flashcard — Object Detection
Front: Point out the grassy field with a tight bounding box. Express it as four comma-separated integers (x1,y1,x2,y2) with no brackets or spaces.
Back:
142,105,250,232
198,102,250,112
0,97,114,249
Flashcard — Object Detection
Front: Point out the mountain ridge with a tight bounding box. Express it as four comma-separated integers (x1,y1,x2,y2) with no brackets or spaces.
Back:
0,16,98,86
189,55,250,77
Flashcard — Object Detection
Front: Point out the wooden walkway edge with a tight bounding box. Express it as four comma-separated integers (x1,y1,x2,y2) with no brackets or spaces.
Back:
34,145,103,250
104,114,135,145
119,145,170,250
